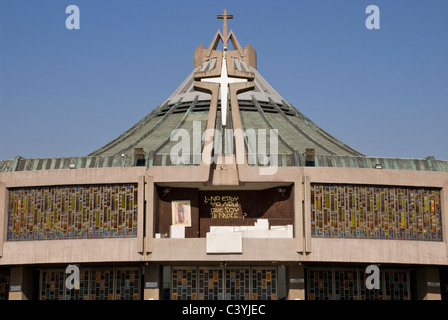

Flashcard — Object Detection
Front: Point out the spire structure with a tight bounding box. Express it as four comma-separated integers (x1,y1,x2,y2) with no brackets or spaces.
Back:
197,9,253,127
86,8,369,168
200,49,247,127
217,8,233,48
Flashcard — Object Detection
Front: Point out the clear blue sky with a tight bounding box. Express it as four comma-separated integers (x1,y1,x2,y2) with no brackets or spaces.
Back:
1,0,447,161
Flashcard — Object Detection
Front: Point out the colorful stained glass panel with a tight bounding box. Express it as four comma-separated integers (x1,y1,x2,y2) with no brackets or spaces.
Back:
115,268,141,300
308,267,410,300
7,184,138,241
199,268,224,300
307,269,333,300
65,269,89,300
41,270,65,300
311,184,442,241
225,268,250,300
251,268,277,300
171,267,278,300
172,267,197,300
40,268,141,300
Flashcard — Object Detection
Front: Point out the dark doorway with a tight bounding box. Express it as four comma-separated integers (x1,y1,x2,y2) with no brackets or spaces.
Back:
439,267,448,300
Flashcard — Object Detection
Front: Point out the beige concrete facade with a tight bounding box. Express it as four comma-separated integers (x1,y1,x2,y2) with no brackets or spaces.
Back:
2,152,445,300
1,9,446,301
1,166,447,267
1,125,446,301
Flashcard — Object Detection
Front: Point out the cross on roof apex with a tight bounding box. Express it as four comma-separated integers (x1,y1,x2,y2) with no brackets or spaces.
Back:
217,9,233,48
193,9,257,70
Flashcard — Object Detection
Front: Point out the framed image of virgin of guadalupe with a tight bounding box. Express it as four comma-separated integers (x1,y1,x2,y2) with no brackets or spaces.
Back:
171,200,191,227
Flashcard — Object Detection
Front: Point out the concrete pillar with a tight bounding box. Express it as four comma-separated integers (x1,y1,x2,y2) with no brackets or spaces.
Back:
303,176,312,253
144,264,160,300
294,179,304,253
0,182,7,258
145,176,154,254
8,267,33,300
416,267,441,300
137,176,145,253
287,264,305,300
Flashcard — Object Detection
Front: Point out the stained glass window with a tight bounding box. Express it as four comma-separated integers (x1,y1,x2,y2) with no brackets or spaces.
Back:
170,267,278,300
334,269,358,300
308,267,410,300
65,268,89,300
359,269,381,300
41,270,65,300
225,268,250,300
90,269,114,300
7,184,138,241
311,184,442,241
307,269,333,300
251,268,277,300
384,270,409,300
171,267,197,300
199,268,224,300
115,268,141,300
40,267,141,300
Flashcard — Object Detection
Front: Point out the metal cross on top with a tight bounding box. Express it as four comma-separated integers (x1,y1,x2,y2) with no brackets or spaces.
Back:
217,8,233,48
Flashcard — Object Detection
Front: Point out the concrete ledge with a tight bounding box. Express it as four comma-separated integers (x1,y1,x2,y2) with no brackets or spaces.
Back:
308,238,448,265
0,238,142,265
148,238,300,261
206,232,242,254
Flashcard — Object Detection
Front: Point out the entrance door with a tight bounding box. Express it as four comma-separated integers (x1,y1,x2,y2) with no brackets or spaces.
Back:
171,267,277,300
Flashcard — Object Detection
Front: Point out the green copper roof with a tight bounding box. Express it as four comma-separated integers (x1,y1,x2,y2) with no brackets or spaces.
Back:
2,153,448,173
2,65,447,172
2,37,446,173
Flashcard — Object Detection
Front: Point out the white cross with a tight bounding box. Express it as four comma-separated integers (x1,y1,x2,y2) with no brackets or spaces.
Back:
201,50,247,127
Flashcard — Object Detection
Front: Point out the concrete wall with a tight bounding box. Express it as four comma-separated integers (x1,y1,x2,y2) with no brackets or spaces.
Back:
0,166,447,267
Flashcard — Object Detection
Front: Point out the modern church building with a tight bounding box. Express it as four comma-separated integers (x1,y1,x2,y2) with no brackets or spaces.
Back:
1,9,448,300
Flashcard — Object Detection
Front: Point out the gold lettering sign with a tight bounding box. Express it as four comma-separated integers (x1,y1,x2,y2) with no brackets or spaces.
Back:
203,195,247,219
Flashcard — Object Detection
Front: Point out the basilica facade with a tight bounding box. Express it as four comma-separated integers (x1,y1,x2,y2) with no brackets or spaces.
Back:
0,9,447,300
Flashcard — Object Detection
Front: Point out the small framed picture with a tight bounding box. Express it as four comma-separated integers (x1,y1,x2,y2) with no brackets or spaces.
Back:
171,200,191,227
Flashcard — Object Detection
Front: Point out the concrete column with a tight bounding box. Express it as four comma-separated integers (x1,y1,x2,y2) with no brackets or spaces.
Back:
145,176,154,254
303,176,312,253
0,182,7,258
144,264,160,300
287,264,305,300
442,187,448,258
294,178,303,253
8,267,33,300
137,176,145,254
417,267,441,300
